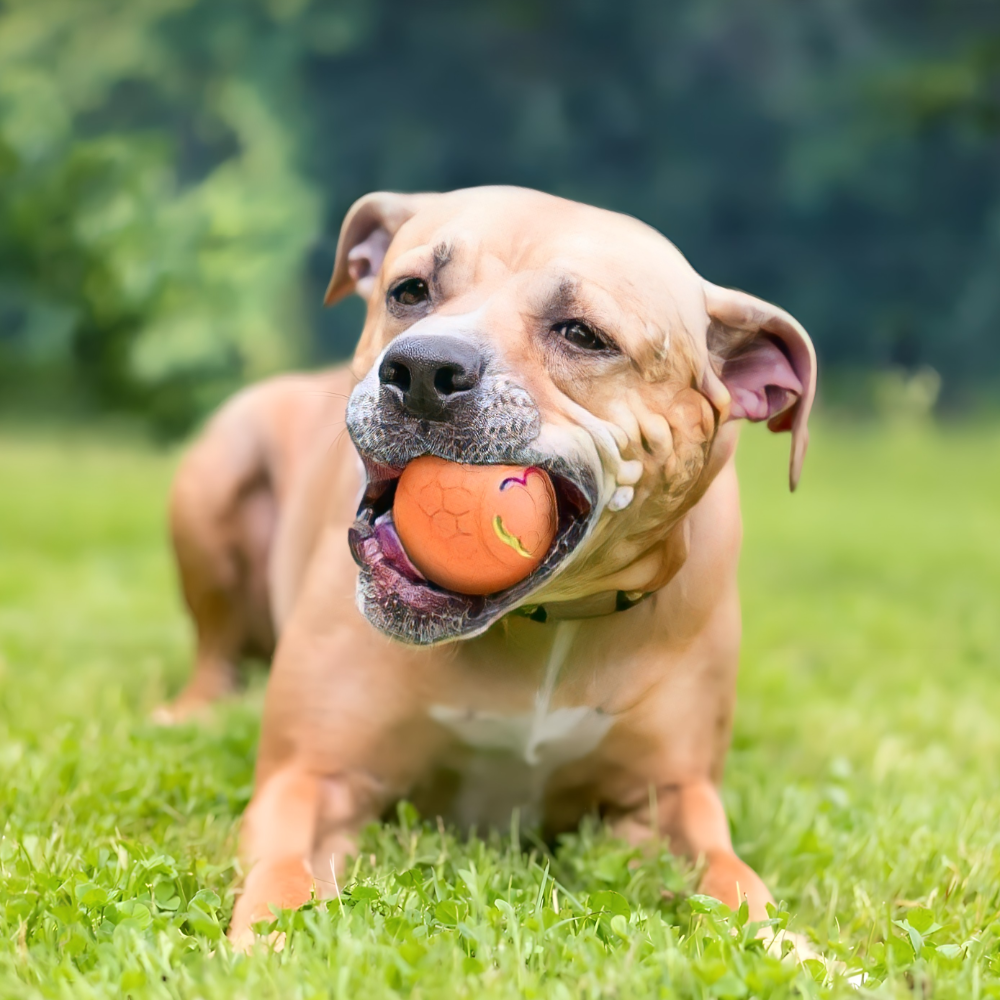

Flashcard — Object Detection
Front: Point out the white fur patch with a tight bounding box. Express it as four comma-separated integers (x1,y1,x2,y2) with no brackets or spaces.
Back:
428,703,614,829
429,703,613,767
427,621,613,828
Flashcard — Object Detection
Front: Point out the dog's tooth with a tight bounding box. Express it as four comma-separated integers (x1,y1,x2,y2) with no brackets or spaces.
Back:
608,486,634,511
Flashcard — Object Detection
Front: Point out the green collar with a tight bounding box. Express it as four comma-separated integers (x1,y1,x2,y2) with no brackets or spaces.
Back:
512,589,650,623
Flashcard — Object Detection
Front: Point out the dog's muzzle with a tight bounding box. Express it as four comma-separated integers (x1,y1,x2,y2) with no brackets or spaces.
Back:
345,335,598,645
378,333,485,423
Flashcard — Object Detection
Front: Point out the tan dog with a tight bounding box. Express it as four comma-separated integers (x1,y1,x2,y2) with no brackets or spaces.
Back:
164,187,816,943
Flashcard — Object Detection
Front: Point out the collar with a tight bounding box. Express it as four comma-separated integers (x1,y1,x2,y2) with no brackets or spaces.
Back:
511,589,650,623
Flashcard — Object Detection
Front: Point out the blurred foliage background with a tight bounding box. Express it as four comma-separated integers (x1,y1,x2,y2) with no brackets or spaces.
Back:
0,0,998,436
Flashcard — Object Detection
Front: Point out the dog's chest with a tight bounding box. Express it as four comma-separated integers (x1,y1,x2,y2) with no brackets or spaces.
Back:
427,702,613,829
426,621,614,829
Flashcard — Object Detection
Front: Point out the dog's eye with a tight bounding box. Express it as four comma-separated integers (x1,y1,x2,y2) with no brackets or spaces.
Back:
553,320,611,352
389,278,430,307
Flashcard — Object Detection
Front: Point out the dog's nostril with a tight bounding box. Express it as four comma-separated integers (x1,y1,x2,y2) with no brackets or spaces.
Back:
379,360,411,392
433,364,475,396
378,334,485,417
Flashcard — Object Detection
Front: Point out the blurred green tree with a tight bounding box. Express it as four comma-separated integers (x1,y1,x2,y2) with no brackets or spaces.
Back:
0,0,997,432
0,0,318,434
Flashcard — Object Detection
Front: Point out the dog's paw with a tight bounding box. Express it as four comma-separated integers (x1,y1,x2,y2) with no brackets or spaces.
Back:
758,927,817,962
150,698,211,726
227,923,256,954
757,927,849,983
227,925,285,954
150,703,181,726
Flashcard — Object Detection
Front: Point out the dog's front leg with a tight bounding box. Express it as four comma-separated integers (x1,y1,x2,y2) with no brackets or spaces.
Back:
228,765,323,947
674,779,774,920
228,760,386,947
612,778,773,921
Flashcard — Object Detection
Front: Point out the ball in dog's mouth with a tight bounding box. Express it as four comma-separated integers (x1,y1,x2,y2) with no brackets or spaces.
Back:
347,453,593,643
393,457,558,595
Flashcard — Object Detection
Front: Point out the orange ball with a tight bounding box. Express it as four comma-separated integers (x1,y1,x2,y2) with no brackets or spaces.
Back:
394,456,558,595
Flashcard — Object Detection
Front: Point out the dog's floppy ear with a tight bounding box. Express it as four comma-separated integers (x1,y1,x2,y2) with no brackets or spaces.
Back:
701,282,817,491
324,191,436,305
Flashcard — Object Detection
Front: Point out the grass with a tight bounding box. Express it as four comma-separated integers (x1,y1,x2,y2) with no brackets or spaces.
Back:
1,417,999,998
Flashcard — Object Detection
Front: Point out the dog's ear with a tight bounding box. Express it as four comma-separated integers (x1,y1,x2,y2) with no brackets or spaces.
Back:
324,192,436,305
701,282,817,491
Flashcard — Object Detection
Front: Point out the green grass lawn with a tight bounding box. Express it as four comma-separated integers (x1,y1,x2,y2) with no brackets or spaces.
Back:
1,419,999,999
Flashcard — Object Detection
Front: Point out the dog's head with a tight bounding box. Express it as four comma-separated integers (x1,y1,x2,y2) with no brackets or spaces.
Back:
329,187,816,644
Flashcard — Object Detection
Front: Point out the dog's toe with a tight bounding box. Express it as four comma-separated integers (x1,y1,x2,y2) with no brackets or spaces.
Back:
150,697,212,726
150,704,180,726
757,927,848,982
227,925,285,954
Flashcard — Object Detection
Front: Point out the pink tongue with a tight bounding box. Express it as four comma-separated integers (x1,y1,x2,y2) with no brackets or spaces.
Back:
374,514,426,581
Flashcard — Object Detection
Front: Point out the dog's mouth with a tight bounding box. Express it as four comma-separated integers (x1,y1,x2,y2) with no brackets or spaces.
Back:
348,456,594,644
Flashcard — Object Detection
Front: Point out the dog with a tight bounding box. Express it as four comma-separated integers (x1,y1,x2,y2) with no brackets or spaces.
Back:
163,186,816,944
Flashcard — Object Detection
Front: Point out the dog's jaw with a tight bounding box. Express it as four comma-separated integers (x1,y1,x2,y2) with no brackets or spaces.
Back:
345,363,600,645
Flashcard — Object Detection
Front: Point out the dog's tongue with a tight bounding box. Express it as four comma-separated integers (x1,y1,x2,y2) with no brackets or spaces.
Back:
373,513,426,581
361,512,463,615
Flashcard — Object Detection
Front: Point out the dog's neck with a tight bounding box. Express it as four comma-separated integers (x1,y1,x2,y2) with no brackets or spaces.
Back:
513,507,696,624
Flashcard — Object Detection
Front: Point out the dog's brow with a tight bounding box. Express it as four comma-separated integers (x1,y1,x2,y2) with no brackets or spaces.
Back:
544,277,582,318
432,242,453,282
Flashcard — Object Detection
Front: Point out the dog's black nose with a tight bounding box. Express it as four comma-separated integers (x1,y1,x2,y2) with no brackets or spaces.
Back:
378,334,484,420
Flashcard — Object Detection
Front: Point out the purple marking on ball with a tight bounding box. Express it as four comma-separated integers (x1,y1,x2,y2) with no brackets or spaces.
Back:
499,466,544,492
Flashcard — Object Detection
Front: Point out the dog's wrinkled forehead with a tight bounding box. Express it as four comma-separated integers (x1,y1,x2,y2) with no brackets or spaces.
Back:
371,188,708,371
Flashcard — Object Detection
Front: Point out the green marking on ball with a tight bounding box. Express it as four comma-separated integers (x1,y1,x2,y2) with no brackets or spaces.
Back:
493,515,533,558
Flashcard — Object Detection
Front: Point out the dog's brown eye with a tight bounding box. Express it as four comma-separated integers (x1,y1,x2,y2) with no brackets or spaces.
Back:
389,278,430,307
553,320,610,351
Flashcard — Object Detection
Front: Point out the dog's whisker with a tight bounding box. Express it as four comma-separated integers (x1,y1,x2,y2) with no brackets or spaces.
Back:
307,390,353,401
